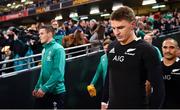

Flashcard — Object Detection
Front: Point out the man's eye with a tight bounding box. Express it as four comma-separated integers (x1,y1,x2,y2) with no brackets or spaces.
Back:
169,46,175,49
117,26,124,29
163,46,167,49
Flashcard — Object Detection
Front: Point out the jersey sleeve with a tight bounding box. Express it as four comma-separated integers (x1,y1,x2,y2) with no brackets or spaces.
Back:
142,44,165,108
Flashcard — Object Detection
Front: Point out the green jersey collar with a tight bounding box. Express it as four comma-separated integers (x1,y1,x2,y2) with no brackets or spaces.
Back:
43,39,56,48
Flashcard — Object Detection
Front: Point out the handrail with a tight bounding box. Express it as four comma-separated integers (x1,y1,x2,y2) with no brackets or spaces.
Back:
66,49,104,61
0,43,92,65
0,53,41,65
0,65,41,78
0,43,102,74
0,50,104,78
158,30,180,38
65,43,91,50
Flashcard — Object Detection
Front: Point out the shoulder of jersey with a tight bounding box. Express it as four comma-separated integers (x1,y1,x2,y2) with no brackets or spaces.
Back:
176,57,180,63
107,40,118,53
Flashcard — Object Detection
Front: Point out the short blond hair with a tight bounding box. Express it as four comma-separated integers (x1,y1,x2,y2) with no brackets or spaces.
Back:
110,6,136,22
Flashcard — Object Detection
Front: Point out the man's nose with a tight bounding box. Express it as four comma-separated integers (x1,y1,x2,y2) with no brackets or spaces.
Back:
166,48,171,52
114,28,120,35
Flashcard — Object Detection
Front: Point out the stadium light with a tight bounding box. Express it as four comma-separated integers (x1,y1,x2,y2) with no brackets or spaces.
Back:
69,12,78,18
80,16,88,20
101,13,110,17
112,2,123,11
90,6,100,15
152,4,166,9
142,0,156,5
55,14,63,20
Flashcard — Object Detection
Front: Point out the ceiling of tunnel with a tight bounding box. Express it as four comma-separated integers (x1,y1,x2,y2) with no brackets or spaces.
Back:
0,0,174,14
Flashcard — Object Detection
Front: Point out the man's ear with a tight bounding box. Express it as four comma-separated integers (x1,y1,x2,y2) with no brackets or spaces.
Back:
48,32,53,38
131,21,136,30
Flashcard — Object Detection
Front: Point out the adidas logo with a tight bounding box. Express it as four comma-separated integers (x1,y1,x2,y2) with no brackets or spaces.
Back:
109,48,115,53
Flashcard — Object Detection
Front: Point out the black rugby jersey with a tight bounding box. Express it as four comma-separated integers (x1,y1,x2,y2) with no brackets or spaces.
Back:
161,58,180,108
107,39,165,109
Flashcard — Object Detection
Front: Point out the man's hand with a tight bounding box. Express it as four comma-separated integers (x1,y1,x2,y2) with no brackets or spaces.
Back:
145,80,151,96
32,89,37,96
87,84,96,97
13,33,18,40
101,102,108,110
35,89,45,98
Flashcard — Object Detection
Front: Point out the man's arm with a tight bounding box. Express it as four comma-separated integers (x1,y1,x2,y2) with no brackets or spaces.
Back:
91,57,103,85
34,49,45,91
101,68,109,104
143,45,165,108
34,71,43,91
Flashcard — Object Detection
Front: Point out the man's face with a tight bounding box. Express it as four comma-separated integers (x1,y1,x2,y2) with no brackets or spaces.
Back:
110,19,134,44
103,44,109,53
6,30,16,40
6,30,13,35
162,39,178,60
51,21,59,29
80,21,86,28
39,29,49,44
144,35,152,44
90,21,95,29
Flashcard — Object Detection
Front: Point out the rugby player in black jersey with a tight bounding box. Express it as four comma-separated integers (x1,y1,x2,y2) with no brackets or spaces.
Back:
102,6,165,109
161,38,180,108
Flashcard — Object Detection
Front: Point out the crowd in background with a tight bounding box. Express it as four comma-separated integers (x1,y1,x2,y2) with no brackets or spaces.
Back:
1,0,61,16
0,9,180,74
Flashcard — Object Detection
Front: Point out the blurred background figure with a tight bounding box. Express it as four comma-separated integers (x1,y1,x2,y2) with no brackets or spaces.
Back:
87,38,112,97
1,45,14,74
144,33,162,60
51,19,66,45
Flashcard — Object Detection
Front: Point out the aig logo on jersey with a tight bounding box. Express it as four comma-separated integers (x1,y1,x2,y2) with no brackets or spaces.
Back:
113,55,125,62
163,75,171,80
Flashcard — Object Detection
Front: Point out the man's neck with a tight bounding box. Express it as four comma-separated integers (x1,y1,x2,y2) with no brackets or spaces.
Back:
46,38,53,44
163,57,176,66
120,33,137,45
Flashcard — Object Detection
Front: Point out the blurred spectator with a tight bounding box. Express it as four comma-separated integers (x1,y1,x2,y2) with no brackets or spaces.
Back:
153,12,162,30
77,20,86,33
51,19,66,45
90,24,105,51
36,22,45,30
144,33,162,60
88,19,98,40
62,29,87,48
72,29,88,46
136,21,146,39
1,46,14,74
62,29,88,57
87,38,112,97
6,27,26,58
6,26,33,71
68,18,79,34
64,21,71,35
